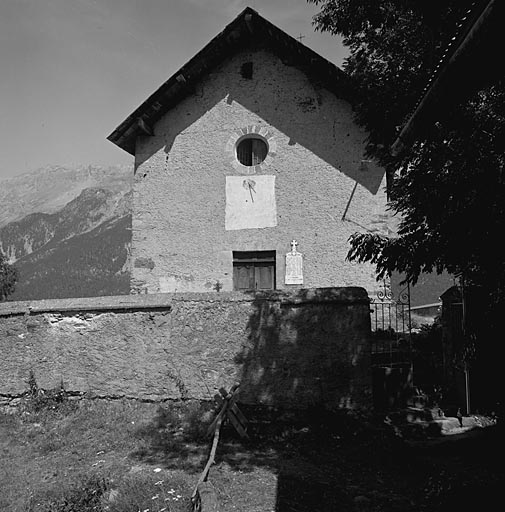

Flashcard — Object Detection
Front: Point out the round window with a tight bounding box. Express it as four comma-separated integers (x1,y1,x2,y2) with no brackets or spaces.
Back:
236,136,268,166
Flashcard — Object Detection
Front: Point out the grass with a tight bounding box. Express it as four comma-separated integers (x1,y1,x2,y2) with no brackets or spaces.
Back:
0,389,503,512
0,395,204,512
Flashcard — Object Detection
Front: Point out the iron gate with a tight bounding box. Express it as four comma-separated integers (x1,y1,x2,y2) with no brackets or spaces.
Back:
370,281,413,411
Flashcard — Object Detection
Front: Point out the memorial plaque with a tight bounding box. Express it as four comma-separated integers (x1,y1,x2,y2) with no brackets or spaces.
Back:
285,240,303,285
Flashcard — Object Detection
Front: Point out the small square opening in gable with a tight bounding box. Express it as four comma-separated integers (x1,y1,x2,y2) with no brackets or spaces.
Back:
240,62,253,79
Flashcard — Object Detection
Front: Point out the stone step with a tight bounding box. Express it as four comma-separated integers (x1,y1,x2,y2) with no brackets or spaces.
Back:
388,408,492,438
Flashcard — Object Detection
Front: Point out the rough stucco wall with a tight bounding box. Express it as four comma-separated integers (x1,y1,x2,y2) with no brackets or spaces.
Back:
0,288,371,409
132,48,388,296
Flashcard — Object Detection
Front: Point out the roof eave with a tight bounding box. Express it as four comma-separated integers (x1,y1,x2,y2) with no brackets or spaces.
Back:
391,0,498,155
107,7,351,155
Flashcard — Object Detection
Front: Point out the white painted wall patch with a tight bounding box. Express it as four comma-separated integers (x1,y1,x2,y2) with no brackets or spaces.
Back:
225,175,277,230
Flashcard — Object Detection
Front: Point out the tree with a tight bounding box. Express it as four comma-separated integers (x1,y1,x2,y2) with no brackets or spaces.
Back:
0,251,17,301
309,1,474,164
309,1,505,415
308,1,505,301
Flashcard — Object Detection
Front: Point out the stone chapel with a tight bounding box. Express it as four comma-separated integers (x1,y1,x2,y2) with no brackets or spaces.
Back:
108,6,389,295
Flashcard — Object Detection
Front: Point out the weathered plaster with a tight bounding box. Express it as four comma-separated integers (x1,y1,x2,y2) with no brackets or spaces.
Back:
0,288,371,409
132,49,389,295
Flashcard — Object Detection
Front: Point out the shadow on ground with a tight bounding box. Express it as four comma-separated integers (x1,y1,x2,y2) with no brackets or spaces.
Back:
129,289,503,511
130,396,503,511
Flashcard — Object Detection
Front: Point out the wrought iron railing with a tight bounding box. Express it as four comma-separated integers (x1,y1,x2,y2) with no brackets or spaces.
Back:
370,280,412,367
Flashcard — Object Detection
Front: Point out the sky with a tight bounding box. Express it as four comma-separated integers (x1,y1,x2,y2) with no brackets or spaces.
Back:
0,0,347,181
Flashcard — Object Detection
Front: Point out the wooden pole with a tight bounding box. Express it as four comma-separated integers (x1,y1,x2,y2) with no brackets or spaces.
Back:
191,401,227,504
191,384,241,509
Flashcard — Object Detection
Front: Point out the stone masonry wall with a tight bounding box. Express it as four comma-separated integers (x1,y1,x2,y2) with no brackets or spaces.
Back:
132,48,388,296
0,288,371,409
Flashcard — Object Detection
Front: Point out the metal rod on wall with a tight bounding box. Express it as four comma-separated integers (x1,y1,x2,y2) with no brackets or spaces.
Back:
460,276,471,415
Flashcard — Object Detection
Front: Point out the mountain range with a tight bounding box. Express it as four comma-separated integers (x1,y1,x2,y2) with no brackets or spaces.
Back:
0,165,132,301
0,164,454,306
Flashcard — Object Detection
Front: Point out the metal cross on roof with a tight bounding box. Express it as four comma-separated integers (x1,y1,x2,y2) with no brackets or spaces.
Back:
290,239,298,253
297,33,305,43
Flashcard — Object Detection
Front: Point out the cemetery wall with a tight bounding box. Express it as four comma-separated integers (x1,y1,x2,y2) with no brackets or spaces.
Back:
0,287,371,409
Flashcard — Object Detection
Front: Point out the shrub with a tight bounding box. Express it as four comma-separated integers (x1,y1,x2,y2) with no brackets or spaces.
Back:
22,371,77,416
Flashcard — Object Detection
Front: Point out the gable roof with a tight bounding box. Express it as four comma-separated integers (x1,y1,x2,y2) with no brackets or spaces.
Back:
392,0,503,154
107,6,351,155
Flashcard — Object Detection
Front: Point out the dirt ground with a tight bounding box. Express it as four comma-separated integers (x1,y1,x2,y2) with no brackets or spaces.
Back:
205,412,502,512
0,399,502,512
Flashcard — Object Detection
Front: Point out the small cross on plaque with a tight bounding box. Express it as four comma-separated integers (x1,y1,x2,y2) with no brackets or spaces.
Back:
286,240,303,284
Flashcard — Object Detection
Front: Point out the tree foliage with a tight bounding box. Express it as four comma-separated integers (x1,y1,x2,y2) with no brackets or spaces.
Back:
0,251,17,301
309,1,505,304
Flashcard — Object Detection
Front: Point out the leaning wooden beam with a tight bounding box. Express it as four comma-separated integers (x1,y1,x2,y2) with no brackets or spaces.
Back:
191,409,224,510
191,384,241,511
195,481,219,512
